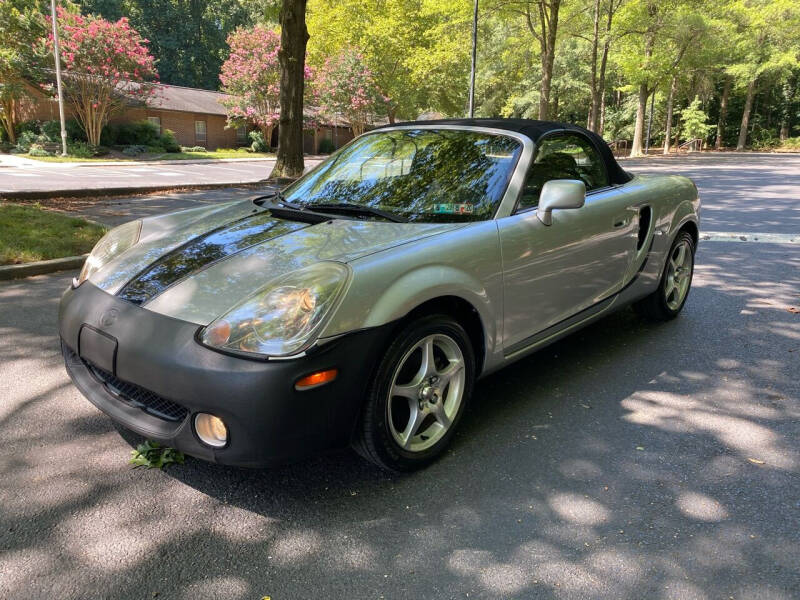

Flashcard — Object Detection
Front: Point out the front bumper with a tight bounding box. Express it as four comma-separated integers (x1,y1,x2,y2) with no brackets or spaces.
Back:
59,281,391,467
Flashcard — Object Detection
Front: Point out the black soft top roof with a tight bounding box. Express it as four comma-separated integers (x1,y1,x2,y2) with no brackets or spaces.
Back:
380,117,631,185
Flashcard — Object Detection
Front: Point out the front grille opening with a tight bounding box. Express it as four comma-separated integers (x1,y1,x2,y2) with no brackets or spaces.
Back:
84,360,188,422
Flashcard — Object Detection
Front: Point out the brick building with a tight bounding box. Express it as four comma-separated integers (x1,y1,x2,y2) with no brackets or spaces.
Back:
30,82,363,152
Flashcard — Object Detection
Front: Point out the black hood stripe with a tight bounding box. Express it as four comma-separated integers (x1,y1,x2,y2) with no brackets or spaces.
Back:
118,212,308,305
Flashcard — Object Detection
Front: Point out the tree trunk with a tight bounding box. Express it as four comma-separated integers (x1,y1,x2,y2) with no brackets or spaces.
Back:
387,105,396,125
587,0,601,131
736,78,756,151
663,75,677,154
630,84,648,157
539,48,554,120
715,77,730,150
0,98,18,145
272,0,309,179
538,0,560,121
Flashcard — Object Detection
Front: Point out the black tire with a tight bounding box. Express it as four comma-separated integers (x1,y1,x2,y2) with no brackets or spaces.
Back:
353,314,475,472
634,230,695,321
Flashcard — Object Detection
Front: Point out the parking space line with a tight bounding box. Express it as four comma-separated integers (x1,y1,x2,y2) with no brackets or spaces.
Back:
701,231,798,244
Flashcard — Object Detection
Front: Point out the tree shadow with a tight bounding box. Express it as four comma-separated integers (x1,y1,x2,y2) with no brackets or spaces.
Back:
1,242,798,599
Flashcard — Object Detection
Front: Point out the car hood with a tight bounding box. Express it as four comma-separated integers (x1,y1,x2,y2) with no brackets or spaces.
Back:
90,200,462,325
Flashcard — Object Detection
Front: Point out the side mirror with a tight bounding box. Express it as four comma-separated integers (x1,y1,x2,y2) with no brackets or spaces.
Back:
536,179,586,226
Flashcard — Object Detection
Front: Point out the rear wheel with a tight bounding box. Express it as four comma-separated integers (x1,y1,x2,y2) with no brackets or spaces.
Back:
354,314,474,471
634,230,695,321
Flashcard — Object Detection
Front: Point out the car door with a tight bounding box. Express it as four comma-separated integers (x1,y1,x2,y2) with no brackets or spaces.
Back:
497,132,638,354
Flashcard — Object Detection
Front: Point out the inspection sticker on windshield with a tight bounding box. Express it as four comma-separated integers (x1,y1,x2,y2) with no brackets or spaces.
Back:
433,203,474,215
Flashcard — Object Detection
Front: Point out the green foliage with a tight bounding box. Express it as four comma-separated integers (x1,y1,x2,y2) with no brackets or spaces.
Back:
781,137,800,150
78,0,255,89
122,144,148,155
107,120,161,146
159,129,180,153
14,130,47,153
27,143,51,157
249,130,269,152
679,96,714,140
67,140,97,158
317,137,336,154
129,440,185,469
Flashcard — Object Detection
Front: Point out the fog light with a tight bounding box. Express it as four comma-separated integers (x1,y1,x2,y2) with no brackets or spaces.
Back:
194,413,228,447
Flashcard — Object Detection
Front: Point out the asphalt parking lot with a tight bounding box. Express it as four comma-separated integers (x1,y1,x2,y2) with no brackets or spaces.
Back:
1,154,798,599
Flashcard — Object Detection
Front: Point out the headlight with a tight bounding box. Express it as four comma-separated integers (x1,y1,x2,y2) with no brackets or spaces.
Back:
201,262,351,357
76,220,142,286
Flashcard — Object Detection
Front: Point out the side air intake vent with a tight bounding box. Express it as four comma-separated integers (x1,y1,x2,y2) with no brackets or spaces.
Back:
637,206,651,251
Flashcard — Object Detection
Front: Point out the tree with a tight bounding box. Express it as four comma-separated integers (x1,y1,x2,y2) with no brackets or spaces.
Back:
307,0,472,121
78,0,254,89
726,0,800,150
220,26,282,145
492,0,563,120
272,0,308,179
48,8,158,146
315,48,385,137
679,95,713,143
0,0,47,144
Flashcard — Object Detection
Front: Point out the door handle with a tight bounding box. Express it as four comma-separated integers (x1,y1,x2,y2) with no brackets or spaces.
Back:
613,218,628,228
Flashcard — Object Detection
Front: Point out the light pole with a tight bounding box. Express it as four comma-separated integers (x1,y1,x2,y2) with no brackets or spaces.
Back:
50,0,68,156
468,0,478,118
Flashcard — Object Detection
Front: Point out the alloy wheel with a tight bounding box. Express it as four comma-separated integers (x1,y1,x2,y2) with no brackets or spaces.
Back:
387,333,466,453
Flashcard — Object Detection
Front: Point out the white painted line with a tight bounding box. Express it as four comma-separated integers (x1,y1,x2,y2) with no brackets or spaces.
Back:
701,232,798,244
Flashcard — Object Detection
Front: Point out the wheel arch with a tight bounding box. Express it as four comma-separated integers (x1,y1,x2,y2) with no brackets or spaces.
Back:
395,295,487,377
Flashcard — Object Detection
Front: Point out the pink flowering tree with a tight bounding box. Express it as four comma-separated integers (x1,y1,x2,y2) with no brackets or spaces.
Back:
315,49,385,138
46,8,157,146
221,26,313,146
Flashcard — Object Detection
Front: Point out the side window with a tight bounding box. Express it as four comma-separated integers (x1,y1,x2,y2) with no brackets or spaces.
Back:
517,133,609,211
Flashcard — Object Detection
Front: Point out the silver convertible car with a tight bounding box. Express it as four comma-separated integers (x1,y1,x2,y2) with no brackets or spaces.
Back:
59,119,699,471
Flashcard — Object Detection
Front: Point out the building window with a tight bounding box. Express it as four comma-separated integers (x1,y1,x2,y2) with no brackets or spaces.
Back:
195,120,207,145
147,116,161,134
236,126,247,144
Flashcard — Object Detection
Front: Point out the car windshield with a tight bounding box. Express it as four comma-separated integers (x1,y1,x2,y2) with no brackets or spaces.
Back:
281,128,523,222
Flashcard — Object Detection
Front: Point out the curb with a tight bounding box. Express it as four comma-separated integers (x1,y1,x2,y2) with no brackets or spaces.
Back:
0,254,87,281
0,180,275,201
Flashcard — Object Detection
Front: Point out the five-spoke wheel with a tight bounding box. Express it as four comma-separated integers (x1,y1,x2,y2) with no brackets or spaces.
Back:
634,230,696,321
354,315,474,471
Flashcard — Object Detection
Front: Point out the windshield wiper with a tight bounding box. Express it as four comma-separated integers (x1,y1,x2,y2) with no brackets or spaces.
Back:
253,190,304,210
304,202,408,223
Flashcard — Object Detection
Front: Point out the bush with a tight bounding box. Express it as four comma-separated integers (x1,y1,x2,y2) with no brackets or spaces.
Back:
122,144,148,156
181,145,207,152
780,136,800,150
68,141,97,158
318,138,336,154
159,129,180,153
146,145,166,154
41,120,61,142
112,120,161,146
28,144,52,157
249,130,269,153
41,118,87,144
17,120,42,136
15,130,48,153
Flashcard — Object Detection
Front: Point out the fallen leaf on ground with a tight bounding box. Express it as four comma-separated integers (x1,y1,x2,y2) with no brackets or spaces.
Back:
747,458,765,465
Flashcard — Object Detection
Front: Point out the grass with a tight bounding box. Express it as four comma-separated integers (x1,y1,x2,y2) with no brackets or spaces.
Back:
0,203,107,265
23,149,275,163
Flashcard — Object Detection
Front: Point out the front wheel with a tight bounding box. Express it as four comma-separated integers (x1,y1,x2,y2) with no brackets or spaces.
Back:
354,315,475,472
634,230,695,321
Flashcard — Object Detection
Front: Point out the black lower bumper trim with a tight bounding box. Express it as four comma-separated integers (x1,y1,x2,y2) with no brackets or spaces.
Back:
59,281,394,467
